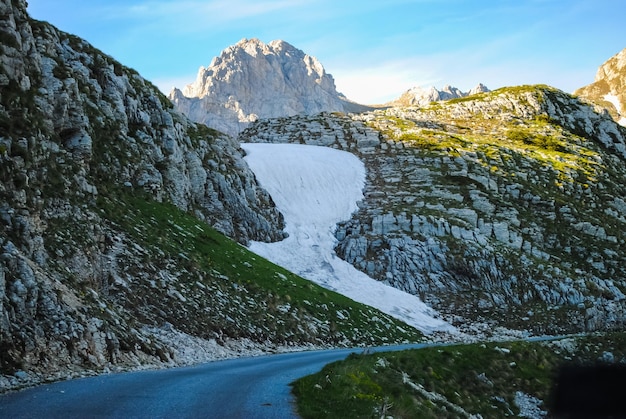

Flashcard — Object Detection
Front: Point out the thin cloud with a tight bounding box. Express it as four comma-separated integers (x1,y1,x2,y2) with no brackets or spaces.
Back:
331,58,441,105
114,0,314,28
151,74,199,95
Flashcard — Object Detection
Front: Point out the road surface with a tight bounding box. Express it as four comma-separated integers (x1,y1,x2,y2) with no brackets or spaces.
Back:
0,344,428,418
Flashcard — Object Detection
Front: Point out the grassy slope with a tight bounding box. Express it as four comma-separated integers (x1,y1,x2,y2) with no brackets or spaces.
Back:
2,10,423,379
91,188,424,347
292,332,626,418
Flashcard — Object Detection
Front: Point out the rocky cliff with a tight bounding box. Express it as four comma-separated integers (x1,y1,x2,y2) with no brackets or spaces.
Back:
0,3,285,245
393,83,490,107
575,47,626,126
0,1,422,390
240,85,626,335
169,38,371,136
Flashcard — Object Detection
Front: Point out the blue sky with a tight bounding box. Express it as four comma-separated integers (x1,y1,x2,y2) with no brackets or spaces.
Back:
27,0,626,104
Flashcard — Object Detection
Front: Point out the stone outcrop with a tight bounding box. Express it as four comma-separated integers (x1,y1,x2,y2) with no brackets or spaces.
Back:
169,38,371,136
240,85,626,335
392,83,490,107
575,47,626,126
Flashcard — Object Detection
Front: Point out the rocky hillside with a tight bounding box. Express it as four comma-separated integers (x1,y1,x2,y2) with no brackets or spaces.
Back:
392,83,490,107
0,0,423,391
240,85,626,335
169,38,371,136
575,47,626,126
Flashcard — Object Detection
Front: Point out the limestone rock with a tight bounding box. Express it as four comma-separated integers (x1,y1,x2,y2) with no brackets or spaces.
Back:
0,4,284,246
1,1,426,391
0,0,287,387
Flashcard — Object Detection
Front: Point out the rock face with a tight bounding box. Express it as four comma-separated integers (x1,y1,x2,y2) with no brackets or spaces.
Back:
0,1,425,390
240,85,626,335
575,48,626,126
0,0,282,383
393,83,490,107
0,4,284,246
169,38,371,136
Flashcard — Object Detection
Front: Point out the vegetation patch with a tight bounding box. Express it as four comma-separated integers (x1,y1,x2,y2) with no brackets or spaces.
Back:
94,188,424,345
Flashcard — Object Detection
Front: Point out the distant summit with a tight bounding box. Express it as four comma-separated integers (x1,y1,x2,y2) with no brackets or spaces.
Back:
169,39,370,136
575,47,626,126
392,83,490,107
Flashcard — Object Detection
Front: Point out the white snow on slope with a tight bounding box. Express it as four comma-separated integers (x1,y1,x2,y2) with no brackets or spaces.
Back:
242,143,454,334
603,93,626,126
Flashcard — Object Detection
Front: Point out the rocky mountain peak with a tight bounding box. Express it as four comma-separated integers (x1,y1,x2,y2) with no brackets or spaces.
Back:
169,38,364,136
468,82,490,95
574,47,626,126
392,83,490,107
596,48,626,82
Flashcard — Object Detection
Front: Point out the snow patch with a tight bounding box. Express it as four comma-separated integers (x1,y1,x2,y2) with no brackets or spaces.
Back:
603,93,626,126
242,143,454,334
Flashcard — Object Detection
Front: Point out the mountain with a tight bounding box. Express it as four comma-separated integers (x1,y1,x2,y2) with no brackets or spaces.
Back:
4,0,626,395
0,0,423,390
574,47,626,126
240,85,626,335
169,38,371,136
392,83,490,107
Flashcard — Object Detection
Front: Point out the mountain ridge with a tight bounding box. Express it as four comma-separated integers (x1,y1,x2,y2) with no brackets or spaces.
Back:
3,0,626,396
240,84,626,334
169,37,495,132
391,83,490,107
575,47,626,126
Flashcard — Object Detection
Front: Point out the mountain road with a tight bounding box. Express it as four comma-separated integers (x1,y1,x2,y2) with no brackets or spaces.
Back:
0,344,429,418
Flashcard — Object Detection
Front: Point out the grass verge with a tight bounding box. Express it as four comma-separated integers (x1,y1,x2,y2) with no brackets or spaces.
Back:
292,332,626,418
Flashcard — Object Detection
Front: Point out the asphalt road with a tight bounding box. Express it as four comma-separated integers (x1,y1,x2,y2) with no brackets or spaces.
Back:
0,344,428,419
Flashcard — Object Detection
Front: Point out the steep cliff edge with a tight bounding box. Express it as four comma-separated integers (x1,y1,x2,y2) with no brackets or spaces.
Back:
169,38,371,136
240,85,626,335
0,1,423,390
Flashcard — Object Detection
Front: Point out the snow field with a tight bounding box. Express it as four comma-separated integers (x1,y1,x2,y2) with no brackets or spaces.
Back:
242,143,454,334
603,93,626,126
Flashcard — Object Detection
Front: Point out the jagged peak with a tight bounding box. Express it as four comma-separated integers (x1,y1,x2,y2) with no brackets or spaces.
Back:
595,47,626,82
574,47,626,127
392,83,489,107
233,37,270,56
267,39,299,52
469,82,490,95
236,37,263,46
219,38,303,59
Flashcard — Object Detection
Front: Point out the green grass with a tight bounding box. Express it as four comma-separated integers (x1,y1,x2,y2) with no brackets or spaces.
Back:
292,332,626,418
93,188,424,345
